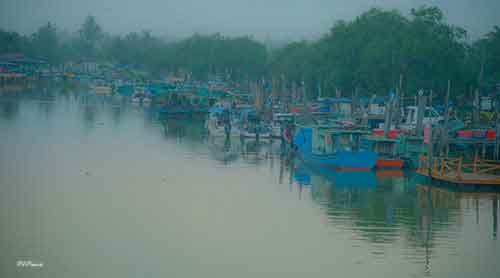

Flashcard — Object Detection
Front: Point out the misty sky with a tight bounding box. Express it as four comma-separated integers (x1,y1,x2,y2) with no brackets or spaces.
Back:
1,0,499,41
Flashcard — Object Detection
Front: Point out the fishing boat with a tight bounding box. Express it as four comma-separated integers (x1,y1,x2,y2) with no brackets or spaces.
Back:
238,108,272,139
205,104,240,137
362,135,405,169
90,79,113,95
294,126,378,171
399,106,443,131
92,85,112,95
142,96,152,106
270,113,295,138
131,94,142,105
131,89,153,106
239,124,272,139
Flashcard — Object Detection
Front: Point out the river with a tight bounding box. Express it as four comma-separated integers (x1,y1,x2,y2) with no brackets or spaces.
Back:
0,90,499,278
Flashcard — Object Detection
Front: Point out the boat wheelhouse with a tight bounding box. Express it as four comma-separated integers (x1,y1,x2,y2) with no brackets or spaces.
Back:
294,126,377,171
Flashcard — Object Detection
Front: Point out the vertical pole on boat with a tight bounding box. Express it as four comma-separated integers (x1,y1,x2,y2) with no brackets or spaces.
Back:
416,90,426,137
301,80,306,104
352,86,356,118
399,74,404,109
440,80,451,155
384,94,393,138
317,80,322,99
473,88,480,127
429,89,433,107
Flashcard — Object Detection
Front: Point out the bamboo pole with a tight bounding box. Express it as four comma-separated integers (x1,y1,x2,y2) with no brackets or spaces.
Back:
457,157,463,179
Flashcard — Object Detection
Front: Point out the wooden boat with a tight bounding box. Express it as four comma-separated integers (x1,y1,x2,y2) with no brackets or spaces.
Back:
237,107,271,139
399,106,442,132
142,97,152,106
205,104,240,137
92,85,112,95
362,135,405,169
294,126,377,171
270,113,295,138
240,124,272,139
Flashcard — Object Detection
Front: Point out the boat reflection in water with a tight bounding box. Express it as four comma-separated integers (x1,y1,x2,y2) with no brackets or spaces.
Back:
206,136,285,166
2,93,500,278
291,162,499,277
295,165,377,189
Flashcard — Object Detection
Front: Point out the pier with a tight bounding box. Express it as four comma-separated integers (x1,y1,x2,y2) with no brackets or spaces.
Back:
417,155,500,186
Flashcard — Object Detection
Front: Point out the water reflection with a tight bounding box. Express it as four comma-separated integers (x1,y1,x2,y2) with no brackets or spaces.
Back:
0,99,19,120
290,164,500,276
111,106,122,126
1,92,499,278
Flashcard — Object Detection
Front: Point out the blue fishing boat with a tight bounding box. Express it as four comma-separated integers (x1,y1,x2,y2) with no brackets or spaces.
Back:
294,126,377,171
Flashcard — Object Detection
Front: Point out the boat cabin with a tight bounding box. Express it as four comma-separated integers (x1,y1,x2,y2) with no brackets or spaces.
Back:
400,106,442,130
311,128,369,155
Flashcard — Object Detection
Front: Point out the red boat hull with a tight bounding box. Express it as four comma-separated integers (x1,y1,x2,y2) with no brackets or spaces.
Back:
376,159,404,169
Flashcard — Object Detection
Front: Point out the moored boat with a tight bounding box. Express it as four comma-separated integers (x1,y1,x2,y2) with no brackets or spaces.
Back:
206,104,240,137
294,126,377,171
362,134,405,169
270,113,295,138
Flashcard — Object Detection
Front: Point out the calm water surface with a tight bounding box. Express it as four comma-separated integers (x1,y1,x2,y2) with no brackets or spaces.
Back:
0,91,499,278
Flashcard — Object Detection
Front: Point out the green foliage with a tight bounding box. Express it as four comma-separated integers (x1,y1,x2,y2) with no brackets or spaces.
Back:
272,6,473,98
170,34,267,80
473,26,500,87
0,29,25,53
31,22,59,63
0,6,498,99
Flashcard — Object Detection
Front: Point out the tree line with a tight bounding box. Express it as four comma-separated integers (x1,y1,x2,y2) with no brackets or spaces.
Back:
1,6,499,100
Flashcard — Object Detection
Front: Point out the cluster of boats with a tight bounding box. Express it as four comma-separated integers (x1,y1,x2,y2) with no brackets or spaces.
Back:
82,78,500,186
203,97,485,176
205,102,295,140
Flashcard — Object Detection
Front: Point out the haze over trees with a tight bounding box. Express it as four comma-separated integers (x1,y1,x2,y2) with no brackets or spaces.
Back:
1,7,499,99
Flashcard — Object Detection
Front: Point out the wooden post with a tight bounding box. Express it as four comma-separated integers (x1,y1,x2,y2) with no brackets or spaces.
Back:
416,90,426,137
457,156,463,179
440,157,445,176
433,157,438,175
482,143,486,160
428,124,433,176
495,86,500,160
474,149,479,174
